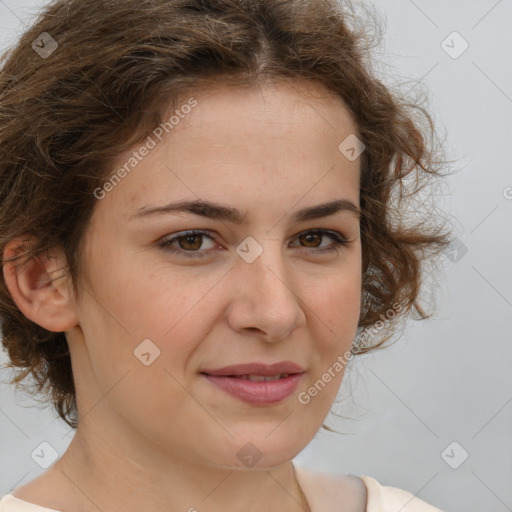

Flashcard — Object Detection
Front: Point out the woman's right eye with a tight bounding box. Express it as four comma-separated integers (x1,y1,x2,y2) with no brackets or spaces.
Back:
157,230,217,259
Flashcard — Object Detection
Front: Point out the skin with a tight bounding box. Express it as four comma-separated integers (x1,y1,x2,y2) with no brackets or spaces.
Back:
3,79,364,512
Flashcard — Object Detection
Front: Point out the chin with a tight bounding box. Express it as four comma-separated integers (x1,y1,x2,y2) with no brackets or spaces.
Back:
200,430,311,471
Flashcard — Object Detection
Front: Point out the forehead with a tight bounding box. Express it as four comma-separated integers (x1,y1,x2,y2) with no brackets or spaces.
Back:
97,79,362,225
180,79,358,136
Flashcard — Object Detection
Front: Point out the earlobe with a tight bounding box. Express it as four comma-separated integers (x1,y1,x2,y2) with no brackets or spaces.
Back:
2,235,79,333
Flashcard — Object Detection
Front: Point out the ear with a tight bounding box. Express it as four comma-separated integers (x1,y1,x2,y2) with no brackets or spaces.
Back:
2,235,79,333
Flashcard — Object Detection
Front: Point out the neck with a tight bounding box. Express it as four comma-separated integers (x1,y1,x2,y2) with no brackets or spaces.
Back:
52,421,311,512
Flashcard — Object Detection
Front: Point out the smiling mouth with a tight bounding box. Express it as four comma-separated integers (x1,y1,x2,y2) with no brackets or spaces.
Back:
200,372,303,405
221,373,291,381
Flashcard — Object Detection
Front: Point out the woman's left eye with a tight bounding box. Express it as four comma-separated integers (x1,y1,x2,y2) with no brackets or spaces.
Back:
157,229,349,259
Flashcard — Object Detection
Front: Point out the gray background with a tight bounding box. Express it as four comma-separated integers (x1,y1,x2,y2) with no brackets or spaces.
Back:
0,1,511,511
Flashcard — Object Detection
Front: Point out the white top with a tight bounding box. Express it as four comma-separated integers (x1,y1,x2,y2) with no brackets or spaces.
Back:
294,464,443,511
0,463,443,512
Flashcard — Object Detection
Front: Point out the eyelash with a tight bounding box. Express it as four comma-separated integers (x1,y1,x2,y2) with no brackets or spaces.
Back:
157,229,349,259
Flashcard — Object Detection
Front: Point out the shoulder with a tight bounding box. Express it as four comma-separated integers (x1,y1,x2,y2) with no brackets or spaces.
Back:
293,463,443,512
0,465,73,512
360,475,444,512
0,494,61,512
294,463,367,512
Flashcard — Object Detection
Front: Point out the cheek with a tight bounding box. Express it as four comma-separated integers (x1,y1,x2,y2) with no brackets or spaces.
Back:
308,271,362,340
301,275,360,410
88,250,219,340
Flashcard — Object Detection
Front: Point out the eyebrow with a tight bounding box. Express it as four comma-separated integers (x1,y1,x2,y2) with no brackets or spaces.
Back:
129,198,360,223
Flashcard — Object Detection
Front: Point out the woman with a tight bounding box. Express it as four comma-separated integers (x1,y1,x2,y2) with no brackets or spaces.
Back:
0,0,451,510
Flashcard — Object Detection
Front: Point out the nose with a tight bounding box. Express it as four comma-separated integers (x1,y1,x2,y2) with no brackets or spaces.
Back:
226,241,306,342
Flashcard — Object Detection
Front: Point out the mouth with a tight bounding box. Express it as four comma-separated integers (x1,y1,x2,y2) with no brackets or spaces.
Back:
199,371,304,405
199,361,305,405
212,373,293,382
200,361,304,377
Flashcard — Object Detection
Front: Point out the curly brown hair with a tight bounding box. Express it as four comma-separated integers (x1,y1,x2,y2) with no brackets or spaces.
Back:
0,0,453,431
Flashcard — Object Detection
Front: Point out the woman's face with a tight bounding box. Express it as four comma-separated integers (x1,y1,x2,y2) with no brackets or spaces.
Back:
70,79,362,469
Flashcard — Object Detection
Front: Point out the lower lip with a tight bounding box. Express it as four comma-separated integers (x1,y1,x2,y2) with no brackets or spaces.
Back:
202,373,303,405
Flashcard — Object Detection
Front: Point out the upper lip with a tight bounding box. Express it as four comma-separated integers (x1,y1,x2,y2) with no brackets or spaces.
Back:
200,361,305,376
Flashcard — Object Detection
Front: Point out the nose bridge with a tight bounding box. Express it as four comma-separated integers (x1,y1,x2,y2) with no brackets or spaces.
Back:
238,234,289,291
229,234,305,339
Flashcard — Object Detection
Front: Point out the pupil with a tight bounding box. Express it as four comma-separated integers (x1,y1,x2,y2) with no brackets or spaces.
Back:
182,235,201,250
302,233,320,247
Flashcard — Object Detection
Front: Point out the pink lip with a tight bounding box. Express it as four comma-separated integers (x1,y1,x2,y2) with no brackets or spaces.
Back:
200,361,304,376
200,361,305,405
202,373,303,405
